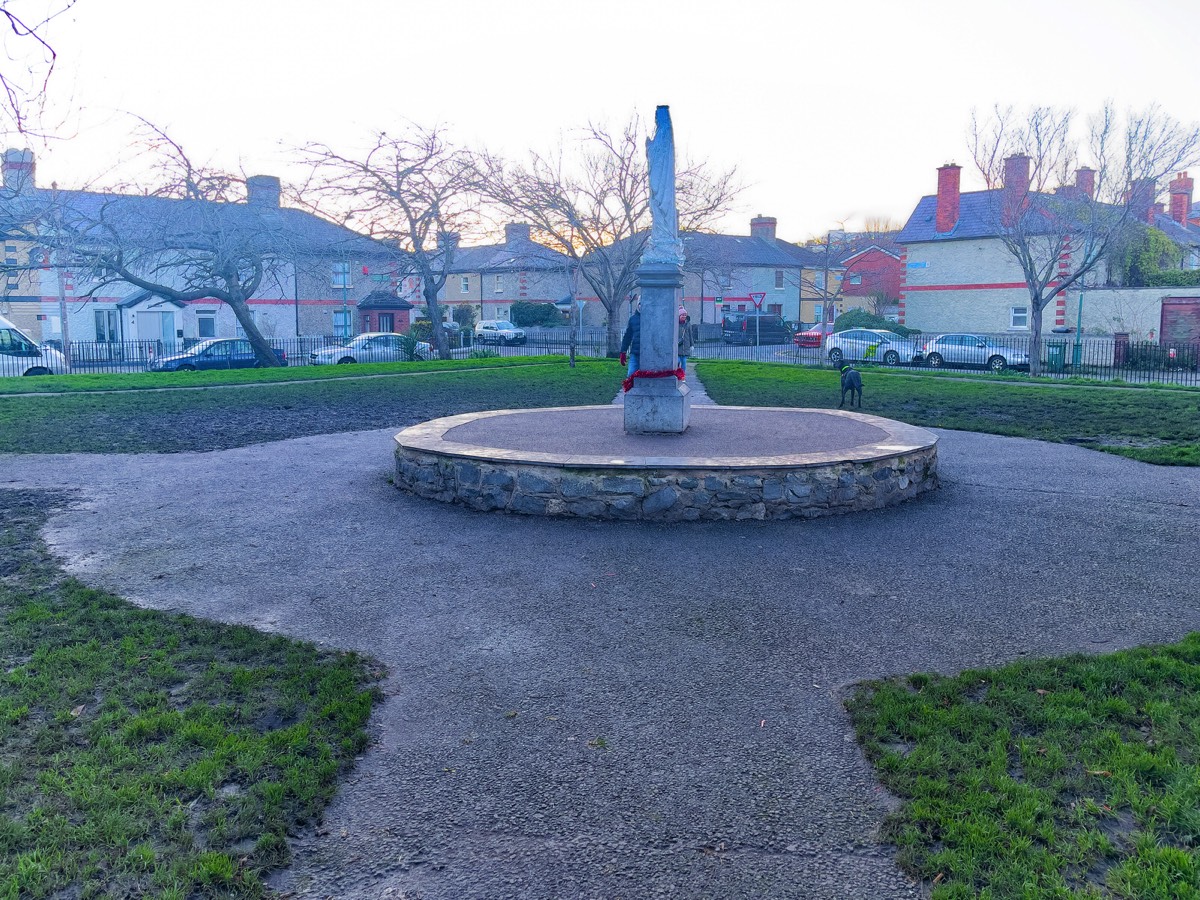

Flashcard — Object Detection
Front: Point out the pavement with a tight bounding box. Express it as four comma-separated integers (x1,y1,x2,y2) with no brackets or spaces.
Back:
3,370,1200,899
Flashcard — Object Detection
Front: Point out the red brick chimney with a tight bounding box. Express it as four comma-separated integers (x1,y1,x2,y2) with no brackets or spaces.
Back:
750,215,777,242
1075,167,1096,200
1169,172,1194,225
935,164,961,233
1001,155,1031,226
1128,178,1157,224
2,149,35,192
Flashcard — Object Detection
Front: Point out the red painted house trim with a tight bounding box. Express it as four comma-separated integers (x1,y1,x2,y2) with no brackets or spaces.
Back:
902,282,1029,292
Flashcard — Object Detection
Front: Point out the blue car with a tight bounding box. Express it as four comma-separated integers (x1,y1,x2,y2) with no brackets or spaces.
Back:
149,338,288,372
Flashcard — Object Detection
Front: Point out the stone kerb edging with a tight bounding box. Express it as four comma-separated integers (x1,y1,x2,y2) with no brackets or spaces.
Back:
393,406,938,521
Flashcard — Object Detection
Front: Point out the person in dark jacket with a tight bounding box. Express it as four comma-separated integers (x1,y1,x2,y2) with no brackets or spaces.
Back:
619,303,641,376
677,309,693,371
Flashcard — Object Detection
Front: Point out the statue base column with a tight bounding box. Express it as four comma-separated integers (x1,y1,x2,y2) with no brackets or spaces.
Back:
624,261,691,435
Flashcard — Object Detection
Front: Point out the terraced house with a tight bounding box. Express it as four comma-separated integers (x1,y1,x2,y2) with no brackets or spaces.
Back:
897,158,1200,342
0,149,407,352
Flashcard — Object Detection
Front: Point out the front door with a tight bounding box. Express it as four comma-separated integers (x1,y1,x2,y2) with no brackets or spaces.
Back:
137,311,176,349
378,312,394,332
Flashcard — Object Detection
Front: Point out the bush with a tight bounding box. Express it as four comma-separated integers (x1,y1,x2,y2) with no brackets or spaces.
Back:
1123,341,1200,371
510,301,565,328
833,308,920,337
409,318,433,342
1144,270,1200,288
468,348,499,359
452,306,477,330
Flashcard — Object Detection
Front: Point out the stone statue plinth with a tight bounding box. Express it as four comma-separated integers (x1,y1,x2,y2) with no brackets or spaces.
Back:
624,261,691,434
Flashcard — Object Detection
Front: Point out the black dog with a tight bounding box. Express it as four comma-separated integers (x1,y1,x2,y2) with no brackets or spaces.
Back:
839,364,862,408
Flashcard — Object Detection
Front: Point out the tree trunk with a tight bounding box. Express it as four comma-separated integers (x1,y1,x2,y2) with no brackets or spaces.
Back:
1027,292,1048,378
605,300,622,357
425,288,450,359
226,295,283,366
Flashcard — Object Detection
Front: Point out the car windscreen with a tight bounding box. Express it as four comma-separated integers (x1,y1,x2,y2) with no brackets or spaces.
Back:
494,321,517,329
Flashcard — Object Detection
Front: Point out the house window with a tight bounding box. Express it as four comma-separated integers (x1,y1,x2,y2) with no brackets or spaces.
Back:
460,276,470,293
494,274,503,293
333,309,351,338
814,303,824,322
774,270,784,289
815,272,827,291
767,303,782,315
1010,306,1029,329
849,274,862,286
94,309,119,343
332,262,352,289
197,314,216,338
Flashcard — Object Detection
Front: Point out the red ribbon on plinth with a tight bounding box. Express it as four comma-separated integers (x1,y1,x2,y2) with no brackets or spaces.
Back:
622,367,686,393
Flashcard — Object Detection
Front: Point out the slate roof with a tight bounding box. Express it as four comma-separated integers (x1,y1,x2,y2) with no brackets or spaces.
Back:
1,186,394,259
443,237,570,274
899,189,1200,248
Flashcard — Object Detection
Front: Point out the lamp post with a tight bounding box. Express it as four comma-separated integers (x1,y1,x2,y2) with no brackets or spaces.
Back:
1072,291,1084,368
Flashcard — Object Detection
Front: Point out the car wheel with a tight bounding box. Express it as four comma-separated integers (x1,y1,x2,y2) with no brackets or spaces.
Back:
178,364,197,372
926,353,944,368
883,350,900,366
337,357,356,365
987,355,1007,372
828,348,843,365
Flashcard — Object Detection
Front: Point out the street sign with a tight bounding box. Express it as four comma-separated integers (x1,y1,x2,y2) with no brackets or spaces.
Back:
749,292,766,310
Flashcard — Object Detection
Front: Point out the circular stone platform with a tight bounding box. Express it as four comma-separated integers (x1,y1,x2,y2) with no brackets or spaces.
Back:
393,405,938,521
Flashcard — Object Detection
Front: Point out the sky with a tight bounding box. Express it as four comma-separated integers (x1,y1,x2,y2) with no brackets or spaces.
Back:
7,0,1199,242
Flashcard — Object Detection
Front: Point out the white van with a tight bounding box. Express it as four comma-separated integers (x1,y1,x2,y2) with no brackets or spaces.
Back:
0,315,70,377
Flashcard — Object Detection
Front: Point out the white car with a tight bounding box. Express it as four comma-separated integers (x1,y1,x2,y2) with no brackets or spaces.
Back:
474,320,527,345
309,333,432,365
922,333,1030,372
825,328,924,367
0,315,70,376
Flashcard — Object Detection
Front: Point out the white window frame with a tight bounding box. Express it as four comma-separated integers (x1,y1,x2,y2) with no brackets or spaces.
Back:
197,314,217,338
1010,306,1029,329
332,309,351,338
332,262,352,289
814,272,827,291
849,274,862,286
493,274,503,293
774,270,784,290
460,276,470,293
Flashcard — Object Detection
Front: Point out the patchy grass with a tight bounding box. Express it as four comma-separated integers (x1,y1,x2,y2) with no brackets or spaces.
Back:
0,355,574,395
846,635,1200,898
0,358,623,453
0,491,382,899
695,361,1200,465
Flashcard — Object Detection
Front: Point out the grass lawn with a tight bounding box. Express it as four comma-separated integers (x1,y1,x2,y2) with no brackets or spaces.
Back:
0,358,622,453
0,492,382,898
847,636,1200,899
0,355,570,395
695,361,1200,466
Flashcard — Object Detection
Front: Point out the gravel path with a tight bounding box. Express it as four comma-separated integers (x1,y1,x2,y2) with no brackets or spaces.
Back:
2,426,1199,898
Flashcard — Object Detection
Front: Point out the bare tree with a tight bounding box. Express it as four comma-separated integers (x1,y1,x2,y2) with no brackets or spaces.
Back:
1,0,74,133
299,125,478,358
15,121,301,365
475,116,740,349
970,103,1200,374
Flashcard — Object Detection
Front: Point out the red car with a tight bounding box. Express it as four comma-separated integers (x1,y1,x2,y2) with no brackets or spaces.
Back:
794,323,834,348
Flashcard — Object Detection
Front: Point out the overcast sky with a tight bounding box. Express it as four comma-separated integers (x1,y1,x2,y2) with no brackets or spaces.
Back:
10,0,1200,241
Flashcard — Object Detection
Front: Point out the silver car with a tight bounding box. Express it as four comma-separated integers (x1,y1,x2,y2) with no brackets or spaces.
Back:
922,334,1029,372
309,333,432,365
825,328,924,367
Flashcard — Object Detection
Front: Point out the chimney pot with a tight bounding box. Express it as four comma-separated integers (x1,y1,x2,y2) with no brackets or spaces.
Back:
245,175,281,206
935,164,961,233
1075,166,1096,200
2,148,35,192
750,215,778,242
1169,171,1194,226
504,223,531,245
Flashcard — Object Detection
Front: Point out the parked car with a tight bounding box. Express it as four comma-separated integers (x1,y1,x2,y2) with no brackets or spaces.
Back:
721,312,793,344
474,320,527,345
309,332,432,365
825,328,924,367
794,322,835,348
149,338,287,372
0,315,70,376
922,333,1029,372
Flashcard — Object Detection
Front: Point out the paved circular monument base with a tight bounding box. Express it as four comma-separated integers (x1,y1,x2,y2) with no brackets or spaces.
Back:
393,405,938,521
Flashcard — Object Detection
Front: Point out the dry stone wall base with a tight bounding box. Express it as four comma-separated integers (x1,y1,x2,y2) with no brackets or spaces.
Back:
394,446,938,521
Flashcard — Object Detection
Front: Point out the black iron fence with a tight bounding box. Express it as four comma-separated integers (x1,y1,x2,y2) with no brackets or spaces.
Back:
13,329,1200,386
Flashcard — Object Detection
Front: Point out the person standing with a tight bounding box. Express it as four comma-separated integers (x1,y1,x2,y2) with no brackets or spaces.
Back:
677,309,693,371
619,301,641,377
